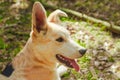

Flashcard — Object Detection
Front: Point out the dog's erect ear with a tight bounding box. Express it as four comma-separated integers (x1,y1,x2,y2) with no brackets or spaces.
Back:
47,10,68,24
32,2,47,33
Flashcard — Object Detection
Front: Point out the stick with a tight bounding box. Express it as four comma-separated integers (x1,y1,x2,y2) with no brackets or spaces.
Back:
42,2,120,34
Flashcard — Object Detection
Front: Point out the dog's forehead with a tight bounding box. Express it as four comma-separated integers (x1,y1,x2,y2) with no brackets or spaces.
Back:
57,26,69,34
48,22,70,37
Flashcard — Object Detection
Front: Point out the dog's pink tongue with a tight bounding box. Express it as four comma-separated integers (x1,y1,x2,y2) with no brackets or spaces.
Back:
70,60,80,72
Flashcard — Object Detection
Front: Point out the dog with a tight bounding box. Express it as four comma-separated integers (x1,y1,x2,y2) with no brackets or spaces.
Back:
0,2,87,80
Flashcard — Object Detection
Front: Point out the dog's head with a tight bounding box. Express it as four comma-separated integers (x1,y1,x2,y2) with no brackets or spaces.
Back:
31,2,87,71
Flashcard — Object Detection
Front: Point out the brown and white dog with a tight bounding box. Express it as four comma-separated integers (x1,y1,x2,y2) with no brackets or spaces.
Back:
0,2,86,80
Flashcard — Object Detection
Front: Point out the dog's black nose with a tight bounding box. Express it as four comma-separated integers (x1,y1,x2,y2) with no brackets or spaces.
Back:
79,49,87,55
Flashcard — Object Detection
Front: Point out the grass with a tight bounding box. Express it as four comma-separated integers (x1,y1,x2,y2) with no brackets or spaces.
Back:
60,17,120,79
0,38,6,49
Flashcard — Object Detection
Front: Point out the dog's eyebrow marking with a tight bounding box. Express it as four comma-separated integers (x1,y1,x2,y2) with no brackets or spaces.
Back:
1,63,14,77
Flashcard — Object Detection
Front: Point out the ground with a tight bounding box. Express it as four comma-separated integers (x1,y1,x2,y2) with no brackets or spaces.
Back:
0,0,120,80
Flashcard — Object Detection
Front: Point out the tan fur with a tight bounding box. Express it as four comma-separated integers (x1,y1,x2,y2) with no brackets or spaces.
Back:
0,2,86,80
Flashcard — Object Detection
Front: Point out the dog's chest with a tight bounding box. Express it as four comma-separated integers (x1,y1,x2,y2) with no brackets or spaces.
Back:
23,67,59,80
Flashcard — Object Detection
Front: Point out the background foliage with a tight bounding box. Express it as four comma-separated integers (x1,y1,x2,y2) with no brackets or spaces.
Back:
0,0,120,80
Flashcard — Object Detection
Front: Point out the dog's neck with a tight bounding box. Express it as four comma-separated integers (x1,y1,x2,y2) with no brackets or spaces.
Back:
11,38,59,80
12,38,57,71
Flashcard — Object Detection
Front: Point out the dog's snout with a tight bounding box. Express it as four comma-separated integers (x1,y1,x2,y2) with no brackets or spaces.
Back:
79,49,87,55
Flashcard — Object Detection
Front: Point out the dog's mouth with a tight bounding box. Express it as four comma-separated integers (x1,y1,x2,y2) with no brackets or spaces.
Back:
56,54,80,72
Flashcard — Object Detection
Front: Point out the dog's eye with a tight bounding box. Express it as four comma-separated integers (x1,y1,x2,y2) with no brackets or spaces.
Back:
56,37,64,42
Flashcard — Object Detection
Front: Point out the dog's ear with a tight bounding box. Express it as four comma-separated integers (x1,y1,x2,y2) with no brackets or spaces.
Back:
48,10,68,24
32,2,47,33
